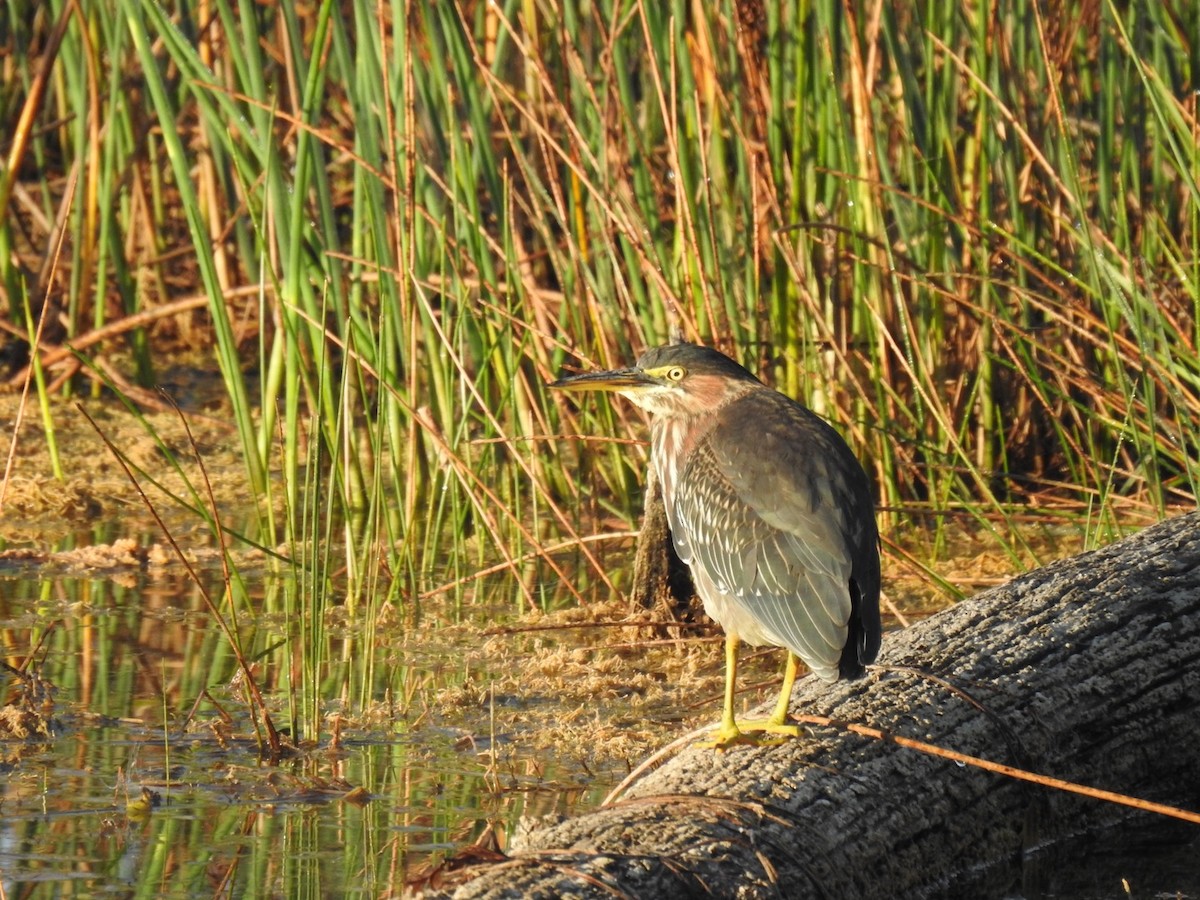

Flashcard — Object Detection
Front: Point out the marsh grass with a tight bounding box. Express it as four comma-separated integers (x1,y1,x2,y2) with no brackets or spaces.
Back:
1,0,1198,742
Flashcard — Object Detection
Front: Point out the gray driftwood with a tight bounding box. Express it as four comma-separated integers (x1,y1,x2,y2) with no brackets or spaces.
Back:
419,513,1200,898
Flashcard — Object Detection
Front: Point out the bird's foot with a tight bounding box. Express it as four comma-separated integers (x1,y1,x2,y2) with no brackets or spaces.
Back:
695,718,805,751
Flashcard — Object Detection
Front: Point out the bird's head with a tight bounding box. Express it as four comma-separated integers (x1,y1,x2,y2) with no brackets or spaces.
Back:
551,343,762,419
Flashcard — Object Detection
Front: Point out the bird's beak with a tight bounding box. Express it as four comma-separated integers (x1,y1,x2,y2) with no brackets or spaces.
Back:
549,367,656,393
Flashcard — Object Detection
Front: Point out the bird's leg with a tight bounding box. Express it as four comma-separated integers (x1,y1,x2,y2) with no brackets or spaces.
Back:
703,651,804,748
698,638,804,749
733,651,804,738
760,651,804,733
697,633,745,748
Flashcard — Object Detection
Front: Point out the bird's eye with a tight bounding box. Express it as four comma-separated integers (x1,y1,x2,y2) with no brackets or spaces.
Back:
666,366,686,382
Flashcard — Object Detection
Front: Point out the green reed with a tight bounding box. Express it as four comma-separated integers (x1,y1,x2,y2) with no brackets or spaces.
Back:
1,0,1198,739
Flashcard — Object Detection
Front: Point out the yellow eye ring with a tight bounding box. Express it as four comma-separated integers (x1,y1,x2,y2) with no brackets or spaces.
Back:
666,366,686,382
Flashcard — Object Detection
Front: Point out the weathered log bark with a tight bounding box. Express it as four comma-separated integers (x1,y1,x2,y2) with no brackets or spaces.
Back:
628,466,697,624
420,513,1200,899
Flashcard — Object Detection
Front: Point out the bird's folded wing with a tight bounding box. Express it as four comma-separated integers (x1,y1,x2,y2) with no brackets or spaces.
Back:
667,402,860,679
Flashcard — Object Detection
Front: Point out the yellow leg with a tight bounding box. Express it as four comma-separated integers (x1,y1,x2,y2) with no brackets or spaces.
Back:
767,651,801,727
697,640,804,750
698,632,744,747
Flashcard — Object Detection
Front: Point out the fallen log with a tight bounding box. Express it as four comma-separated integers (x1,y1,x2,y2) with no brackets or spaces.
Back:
419,512,1200,898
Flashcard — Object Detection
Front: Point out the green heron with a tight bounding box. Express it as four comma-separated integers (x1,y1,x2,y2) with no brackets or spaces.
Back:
553,343,881,747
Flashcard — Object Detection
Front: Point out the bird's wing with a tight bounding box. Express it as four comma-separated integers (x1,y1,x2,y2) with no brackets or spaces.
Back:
668,393,878,679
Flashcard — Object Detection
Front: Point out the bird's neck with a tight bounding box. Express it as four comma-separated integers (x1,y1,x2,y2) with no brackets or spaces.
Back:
649,411,714,511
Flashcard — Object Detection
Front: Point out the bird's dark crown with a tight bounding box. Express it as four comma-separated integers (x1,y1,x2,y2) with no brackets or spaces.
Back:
636,343,763,385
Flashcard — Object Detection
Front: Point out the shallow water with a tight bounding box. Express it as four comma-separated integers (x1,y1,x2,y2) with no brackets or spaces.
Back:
0,567,625,897
0,718,593,897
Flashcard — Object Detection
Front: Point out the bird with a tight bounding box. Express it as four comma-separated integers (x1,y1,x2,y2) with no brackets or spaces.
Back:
552,342,881,748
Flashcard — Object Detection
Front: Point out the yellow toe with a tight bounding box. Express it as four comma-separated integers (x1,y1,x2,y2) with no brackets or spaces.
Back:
695,721,746,749
739,717,804,739
694,718,805,750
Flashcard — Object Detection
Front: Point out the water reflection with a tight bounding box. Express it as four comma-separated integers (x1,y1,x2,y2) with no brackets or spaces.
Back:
0,569,618,897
